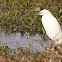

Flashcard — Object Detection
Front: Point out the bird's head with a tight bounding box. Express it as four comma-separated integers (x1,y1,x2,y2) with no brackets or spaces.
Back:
35,9,52,16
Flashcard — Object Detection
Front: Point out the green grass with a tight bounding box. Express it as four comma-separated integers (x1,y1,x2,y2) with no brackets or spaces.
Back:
0,0,62,34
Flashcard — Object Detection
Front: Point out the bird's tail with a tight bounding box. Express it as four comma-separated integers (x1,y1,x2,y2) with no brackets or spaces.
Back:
54,31,62,45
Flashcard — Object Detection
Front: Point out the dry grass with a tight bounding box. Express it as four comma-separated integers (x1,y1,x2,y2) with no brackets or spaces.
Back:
0,44,62,62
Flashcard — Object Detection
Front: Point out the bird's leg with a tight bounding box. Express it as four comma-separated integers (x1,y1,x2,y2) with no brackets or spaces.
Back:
47,40,55,61
49,40,52,49
50,41,58,61
50,47,55,62
51,40,55,46
49,40,55,48
47,40,52,51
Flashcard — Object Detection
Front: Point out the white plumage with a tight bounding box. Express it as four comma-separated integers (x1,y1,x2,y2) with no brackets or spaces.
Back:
38,9,62,45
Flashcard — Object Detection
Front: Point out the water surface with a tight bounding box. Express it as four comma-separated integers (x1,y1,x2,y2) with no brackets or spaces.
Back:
0,31,50,52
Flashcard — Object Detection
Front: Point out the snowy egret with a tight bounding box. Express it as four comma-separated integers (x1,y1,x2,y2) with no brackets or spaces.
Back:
36,9,62,45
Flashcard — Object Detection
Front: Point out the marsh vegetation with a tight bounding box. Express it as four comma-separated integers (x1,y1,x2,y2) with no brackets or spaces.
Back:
0,0,62,62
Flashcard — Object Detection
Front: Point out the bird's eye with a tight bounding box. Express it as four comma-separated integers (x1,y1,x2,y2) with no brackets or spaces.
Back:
39,12,42,14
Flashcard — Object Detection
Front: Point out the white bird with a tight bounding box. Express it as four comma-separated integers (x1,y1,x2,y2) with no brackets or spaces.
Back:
36,9,62,45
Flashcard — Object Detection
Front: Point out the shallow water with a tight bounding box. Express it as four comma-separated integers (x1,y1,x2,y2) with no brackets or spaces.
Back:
0,31,50,52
